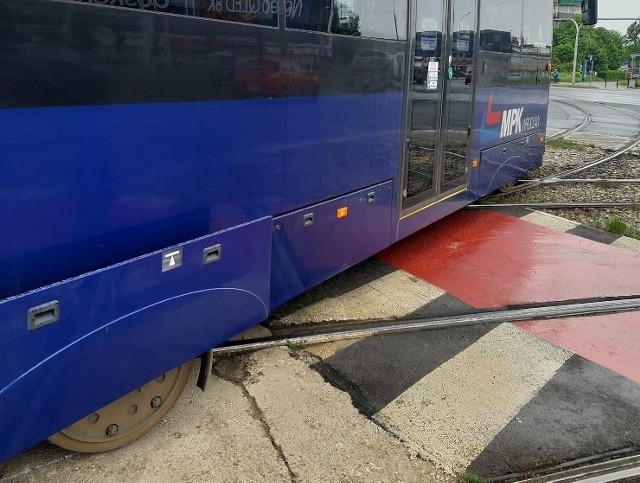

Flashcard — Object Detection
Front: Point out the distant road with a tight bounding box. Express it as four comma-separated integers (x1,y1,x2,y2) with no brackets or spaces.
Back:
547,86,640,146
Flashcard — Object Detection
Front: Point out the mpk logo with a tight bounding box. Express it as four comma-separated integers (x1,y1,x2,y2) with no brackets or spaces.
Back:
485,95,540,139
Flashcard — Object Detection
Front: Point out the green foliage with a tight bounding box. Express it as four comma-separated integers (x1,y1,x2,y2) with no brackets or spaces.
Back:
604,217,640,240
597,70,626,82
625,21,640,46
286,340,306,351
457,473,486,483
330,3,361,36
553,22,626,73
546,138,591,151
606,218,630,235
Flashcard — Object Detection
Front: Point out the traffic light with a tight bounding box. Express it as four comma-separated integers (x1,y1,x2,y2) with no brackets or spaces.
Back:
581,0,597,26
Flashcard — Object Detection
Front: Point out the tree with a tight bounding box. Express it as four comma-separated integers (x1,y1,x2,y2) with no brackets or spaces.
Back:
625,20,640,46
585,27,625,71
552,21,579,71
553,21,625,73
330,2,361,37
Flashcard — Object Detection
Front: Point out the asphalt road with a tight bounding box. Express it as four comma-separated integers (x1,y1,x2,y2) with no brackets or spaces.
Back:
548,85,640,139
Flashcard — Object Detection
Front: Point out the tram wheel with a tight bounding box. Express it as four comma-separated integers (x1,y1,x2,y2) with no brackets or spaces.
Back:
498,180,517,193
48,360,193,453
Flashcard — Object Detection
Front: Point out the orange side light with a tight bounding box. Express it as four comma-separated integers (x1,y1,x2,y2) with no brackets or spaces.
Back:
336,206,348,219
471,159,479,168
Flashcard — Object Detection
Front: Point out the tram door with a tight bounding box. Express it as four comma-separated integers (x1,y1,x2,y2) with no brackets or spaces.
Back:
402,0,477,212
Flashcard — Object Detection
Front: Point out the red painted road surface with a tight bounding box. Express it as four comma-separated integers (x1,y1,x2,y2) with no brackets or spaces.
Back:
517,313,640,384
380,210,640,382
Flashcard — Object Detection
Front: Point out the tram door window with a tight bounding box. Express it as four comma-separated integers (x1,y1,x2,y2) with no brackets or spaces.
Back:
402,0,477,211
441,0,476,191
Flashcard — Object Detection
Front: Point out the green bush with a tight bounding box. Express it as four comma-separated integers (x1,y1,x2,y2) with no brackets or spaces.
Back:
558,71,574,82
597,70,626,82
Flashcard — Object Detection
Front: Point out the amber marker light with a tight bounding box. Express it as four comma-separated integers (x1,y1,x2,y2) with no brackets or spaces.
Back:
336,207,348,218
471,159,479,168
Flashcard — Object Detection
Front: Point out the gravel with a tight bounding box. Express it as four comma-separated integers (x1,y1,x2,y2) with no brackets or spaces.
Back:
498,145,640,237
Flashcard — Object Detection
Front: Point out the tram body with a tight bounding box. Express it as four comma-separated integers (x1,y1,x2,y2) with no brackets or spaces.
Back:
0,0,554,461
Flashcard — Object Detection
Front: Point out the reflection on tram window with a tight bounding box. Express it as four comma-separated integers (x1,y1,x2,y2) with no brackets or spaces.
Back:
441,0,476,192
523,0,552,55
405,0,444,200
71,0,279,27
479,0,521,52
286,0,407,41
480,30,513,53
478,0,522,86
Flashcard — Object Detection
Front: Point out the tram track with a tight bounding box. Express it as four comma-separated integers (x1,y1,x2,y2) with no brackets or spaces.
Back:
547,98,593,141
490,448,640,482
484,135,640,200
210,296,640,356
469,97,640,238
468,202,639,210
488,97,640,200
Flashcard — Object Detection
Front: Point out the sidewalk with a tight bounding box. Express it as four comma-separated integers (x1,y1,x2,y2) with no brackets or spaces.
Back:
553,80,638,90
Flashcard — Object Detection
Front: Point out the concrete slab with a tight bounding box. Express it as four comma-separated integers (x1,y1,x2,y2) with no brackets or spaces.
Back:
228,347,453,483
520,211,580,232
612,235,640,253
0,366,291,483
373,324,571,474
468,355,640,476
564,132,630,150
311,323,486,419
269,259,446,325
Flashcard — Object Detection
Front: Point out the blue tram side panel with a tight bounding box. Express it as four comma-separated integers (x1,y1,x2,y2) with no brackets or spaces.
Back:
0,0,553,462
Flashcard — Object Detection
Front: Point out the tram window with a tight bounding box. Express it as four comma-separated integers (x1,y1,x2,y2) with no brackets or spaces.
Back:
70,0,279,28
522,0,552,56
286,0,407,41
479,0,521,53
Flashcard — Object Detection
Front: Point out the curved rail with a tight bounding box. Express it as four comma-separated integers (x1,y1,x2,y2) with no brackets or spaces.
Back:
210,297,640,355
488,447,640,482
489,100,640,199
507,453,640,482
547,98,593,140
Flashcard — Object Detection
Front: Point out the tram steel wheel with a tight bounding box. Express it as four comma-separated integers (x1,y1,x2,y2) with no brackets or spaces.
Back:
498,180,517,193
48,360,193,453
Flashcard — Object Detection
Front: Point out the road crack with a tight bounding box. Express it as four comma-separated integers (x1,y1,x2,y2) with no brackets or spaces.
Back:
212,356,298,483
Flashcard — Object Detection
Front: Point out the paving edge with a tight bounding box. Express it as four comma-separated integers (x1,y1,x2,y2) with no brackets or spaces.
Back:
498,208,640,253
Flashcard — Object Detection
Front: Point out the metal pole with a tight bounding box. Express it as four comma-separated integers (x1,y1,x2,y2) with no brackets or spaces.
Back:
554,18,581,84
571,20,581,85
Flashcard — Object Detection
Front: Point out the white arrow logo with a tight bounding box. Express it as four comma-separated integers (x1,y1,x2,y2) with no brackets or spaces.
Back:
163,250,182,272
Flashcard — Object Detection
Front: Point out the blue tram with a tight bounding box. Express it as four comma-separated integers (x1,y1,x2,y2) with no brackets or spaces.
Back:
0,0,558,461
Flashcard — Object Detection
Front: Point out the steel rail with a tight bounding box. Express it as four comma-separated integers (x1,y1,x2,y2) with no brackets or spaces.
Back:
210,297,640,355
513,453,640,482
491,99,640,199
488,448,640,482
547,98,592,140
493,136,640,198
537,178,640,184
467,202,640,209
